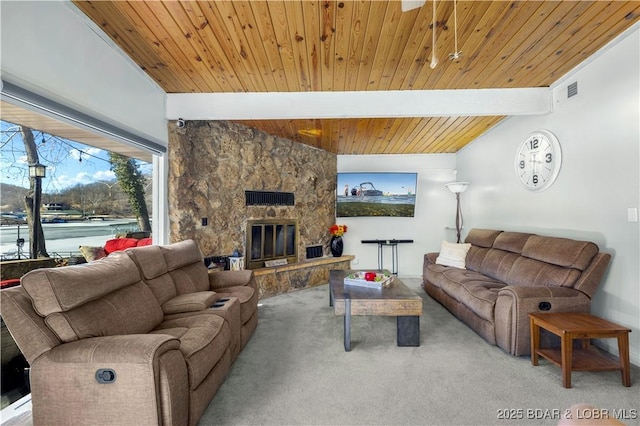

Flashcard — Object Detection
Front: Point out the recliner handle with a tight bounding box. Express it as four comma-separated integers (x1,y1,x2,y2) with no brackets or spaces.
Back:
538,301,552,311
96,368,117,384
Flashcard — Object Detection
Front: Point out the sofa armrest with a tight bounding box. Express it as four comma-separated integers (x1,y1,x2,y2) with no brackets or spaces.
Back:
162,291,218,315
40,333,180,362
30,334,189,425
208,269,257,291
424,252,439,265
494,286,591,356
498,285,590,302
573,252,611,299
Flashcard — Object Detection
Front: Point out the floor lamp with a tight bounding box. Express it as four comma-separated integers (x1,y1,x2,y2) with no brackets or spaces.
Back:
445,182,469,243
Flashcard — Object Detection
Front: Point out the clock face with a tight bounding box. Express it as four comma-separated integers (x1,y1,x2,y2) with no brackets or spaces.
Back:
514,130,562,191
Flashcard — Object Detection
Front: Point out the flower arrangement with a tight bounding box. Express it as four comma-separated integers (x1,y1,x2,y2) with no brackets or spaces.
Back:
329,224,348,237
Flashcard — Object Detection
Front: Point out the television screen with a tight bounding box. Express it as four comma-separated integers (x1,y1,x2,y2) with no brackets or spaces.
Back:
336,172,418,217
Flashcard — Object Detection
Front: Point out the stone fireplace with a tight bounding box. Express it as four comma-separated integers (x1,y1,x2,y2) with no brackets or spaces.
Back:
168,120,345,297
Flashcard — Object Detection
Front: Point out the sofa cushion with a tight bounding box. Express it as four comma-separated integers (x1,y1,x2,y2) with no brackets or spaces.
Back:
457,282,503,322
422,262,450,287
522,235,599,271
464,246,491,272
45,282,165,342
435,241,471,269
464,229,502,248
439,268,502,301
492,232,532,254
162,240,203,271
166,266,208,294
505,257,582,288
152,314,231,390
425,262,497,287
161,240,210,294
23,252,141,315
128,245,169,280
125,245,184,306
478,249,520,283
22,252,164,342
162,291,219,315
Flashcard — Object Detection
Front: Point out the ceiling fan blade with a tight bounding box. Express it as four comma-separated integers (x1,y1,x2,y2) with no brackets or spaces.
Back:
401,0,426,12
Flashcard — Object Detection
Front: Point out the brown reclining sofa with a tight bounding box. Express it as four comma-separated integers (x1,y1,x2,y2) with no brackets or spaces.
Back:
423,229,611,356
0,239,257,425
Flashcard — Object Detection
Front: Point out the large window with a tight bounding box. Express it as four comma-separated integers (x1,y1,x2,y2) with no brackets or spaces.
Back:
0,119,152,260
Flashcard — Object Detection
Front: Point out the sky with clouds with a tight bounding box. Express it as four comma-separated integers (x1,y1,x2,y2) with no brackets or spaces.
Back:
1,120,152,192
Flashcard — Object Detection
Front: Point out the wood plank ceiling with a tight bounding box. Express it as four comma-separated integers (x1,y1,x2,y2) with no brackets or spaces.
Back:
73,0,640,155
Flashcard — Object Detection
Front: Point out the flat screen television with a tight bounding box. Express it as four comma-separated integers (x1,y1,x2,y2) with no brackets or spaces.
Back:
336,172,418,217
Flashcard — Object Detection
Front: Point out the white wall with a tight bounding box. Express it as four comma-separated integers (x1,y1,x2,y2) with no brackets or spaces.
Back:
456,26,640,365
337,154,458,276
0,1,167,146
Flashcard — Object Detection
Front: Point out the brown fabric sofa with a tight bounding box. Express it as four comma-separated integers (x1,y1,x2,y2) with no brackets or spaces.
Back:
423,229,611,356
0,239,257,426
124,239,258,362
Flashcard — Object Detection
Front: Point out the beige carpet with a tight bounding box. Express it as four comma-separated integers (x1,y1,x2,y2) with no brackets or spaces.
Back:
3,278,637,426
200,278,639,426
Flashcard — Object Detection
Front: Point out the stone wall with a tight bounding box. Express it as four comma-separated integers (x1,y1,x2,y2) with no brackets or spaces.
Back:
254,256,354,298
168,121,337,262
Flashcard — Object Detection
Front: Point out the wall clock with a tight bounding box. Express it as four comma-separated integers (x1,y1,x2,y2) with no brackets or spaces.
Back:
514,129,562,191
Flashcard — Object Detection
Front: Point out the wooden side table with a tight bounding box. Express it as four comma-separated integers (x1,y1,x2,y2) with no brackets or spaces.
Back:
529,312,631,388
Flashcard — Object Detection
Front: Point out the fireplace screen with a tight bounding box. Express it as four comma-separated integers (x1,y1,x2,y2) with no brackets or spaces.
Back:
246,219,297,269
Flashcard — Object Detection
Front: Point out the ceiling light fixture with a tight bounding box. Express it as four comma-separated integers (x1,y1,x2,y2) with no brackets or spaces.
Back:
298,129,322,137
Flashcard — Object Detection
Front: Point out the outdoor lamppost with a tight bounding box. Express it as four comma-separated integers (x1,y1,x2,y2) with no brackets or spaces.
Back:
445,182,469,243
29,162,46,259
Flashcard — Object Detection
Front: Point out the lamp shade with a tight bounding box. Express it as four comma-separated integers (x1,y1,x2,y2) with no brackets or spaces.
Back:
445,182,469,194
28,163,47,178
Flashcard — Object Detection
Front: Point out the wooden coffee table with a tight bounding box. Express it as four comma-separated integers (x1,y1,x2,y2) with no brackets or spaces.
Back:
329,269,422,351
529,312,631,388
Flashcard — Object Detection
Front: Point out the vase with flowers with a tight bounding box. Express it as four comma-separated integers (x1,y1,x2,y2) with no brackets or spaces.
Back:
329,224,347,257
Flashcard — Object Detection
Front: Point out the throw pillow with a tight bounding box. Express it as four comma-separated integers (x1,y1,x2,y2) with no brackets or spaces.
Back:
79,245,107,262
104,238,140,254
137,237,153,246
435,241,471,269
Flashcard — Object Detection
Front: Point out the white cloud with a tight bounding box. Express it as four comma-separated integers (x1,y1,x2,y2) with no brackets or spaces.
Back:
49,170,116,190
53,172,92,188
92,170,115,181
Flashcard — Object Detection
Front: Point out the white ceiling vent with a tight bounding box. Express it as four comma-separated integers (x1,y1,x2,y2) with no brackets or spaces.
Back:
567,81,578,98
